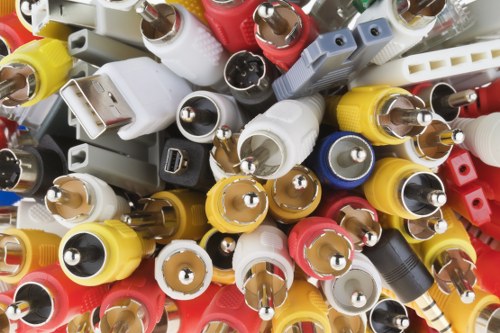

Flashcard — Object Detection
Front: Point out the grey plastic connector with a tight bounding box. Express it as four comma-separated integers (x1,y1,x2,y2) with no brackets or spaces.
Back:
272,18,392,101
68,29,151,67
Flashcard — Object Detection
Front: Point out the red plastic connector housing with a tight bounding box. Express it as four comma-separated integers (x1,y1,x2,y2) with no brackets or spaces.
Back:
254,1,318,71
196,284,261,333
15,264,110,332
445,182,491,226
471,155,500,203
177,283,221,333
288,216,354,280
315,191,379,223
0,13,38,55
201,0,262,53
461,79,500,118
472,239,500,298
438,148,478,188
99,260,166,333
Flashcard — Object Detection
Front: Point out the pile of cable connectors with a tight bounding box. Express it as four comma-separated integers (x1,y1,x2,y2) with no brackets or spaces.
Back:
0,0,500,332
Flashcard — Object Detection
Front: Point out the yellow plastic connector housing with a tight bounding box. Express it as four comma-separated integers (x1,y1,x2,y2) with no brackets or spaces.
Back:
0,38,73,107
199,228,235,285
206,175,268,234
1,0,15,16
272,280,332,333
363,158,440,220
335,85,418,146
150,189,209,244
0,228,60,285
59,220,155,286
167,0,207,24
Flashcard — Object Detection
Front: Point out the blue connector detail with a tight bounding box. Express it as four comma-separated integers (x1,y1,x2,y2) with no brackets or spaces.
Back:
272,18,393,100
310,131,375,189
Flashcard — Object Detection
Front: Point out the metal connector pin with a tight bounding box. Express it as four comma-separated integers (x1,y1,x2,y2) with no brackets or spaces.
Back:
438,129,465,146
369,296,409,333
137,1,180,43
256,3,289,35
413,293,452,333
179,106,217,125
100,299,146,333
240,143,274,175
254,1,302,48
338,205,381,250
389,109,433,127
211,126,241,175
351,291,367,308
444,90,478,108
67,310,98,333
404,209,448,241
337,147,367,167
46,186,83,209
0,207,17,228
6,301,30,321
405,184,447,208
0,76,25,100
433,249,477,304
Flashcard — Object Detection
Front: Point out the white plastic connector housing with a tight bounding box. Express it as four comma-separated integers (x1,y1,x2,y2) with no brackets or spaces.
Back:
237,94,325,180
355,0,436,65
321,253,382,316
15,199,69,237
97,0,139,11
141,5,228,87
350,39,500,88
95,2,144,47
453,113,500,167
154,240,213,301
233,223,295,293
208,151,228,182
60,57,191,140
176,91,244,144
45,173,130,228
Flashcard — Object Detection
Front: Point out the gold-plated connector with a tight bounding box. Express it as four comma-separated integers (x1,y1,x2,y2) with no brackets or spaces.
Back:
211,126,241,177
337,205,381,250
100,299,146,333
329,307,366,333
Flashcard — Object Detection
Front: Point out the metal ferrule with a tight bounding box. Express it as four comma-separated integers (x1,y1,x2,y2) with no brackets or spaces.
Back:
100,299,147,333
0,206,17,228
9,282,55,327
0,234,23,277
137,1,182,44
400,171,446,218
476,304,500,333
394,0,447,29
369,296,409,333
270,165,319,212
67,308,99,333
211,127,241,176
327,135,374,182
0,63,37,107
0,148,39,193
404,209,447,241
413,292,452,333
412,117,464,161
338,205,381,251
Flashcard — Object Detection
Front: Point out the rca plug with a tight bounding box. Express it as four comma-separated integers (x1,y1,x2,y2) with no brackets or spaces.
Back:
209,126,241,181
288,217,354,280
363,158,447,220
238,94,324,180
264,165,321,224
0,12,38,56
418,206,477,304
0,1,15,16
335,85,433,146
122,189,209,245
44,173,131,228
155,240,213,301
206,175,268,234
59,219,156,286
136,1,228,88
67,308,100,333
0,289,28,333
363,229,452,333
379,113,465,169
368,295,410,333
160,137,215,191
253,0,318,71
311,131,375,189
224,50,278,116
452,113,500,167
412,82,477,122
462,79,500,118
315,192,381,251
429,284,500,333
321,253,382,316
60,57,191,141
272,280,331,333
6,263,109,332
328,307,367,333
199,228,239,285
379,209,448,244
473,242,500,298
176,91,245,144
233,222,295,321
0,38,72,107
197,284,262,333
201,0,262,53
99,260,166,333
167,0,206,23
0,228,60,285
355,0,446,65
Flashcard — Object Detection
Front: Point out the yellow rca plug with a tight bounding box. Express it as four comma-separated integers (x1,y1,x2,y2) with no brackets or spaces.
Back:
264,165,321,224
121,189,209,244
418,206,477,304
380,209,448,244
167,0,207,24
272,280,332,333
363,158,447,220
328,307,367,333
1,0,15,16
0,38,72,107
199,228,238,285
335,85,433,146
206,175,268,234
0,228,60,285
429,284,500,333
59,220,156,286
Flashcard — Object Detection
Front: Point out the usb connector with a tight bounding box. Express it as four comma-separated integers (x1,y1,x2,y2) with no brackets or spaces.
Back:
165,148,188,175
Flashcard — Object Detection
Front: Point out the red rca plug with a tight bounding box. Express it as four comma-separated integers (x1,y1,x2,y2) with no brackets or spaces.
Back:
5,264,109,332
470,238,500,298
99,260,166,333
201,0,262,53
253,0,318,71
288,216,354,280
461,79,500,118
0,12,37,56
176,283,221,333
0,289,28,333
196,284,262,333
315,191,381,250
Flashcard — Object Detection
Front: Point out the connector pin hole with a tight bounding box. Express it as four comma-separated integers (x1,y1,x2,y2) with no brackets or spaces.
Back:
335,37,345,46
472,199,483,208
458,165,469,175
370,28,380,36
